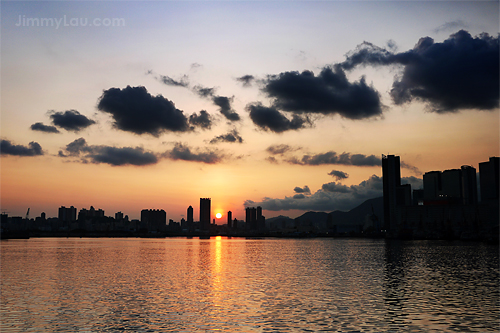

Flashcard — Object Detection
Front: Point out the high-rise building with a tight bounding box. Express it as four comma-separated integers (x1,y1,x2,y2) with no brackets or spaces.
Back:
441,169,462,202
187,205,194,231
246,207,257,230
200,198,211,231
58,206,77,222
141,209,166,232
423,171,441,201
382,154,401,232
461,165,477,205
479,157,499,202
227,211,232,228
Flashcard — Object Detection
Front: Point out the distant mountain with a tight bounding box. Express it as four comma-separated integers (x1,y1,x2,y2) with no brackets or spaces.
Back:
329,196,383,226
267,196,384,228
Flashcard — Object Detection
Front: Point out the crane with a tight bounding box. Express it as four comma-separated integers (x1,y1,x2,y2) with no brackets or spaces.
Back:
25,208,30,220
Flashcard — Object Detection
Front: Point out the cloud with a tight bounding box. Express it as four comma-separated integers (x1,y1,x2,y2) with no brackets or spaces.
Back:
193,85,216,98
262,65,383,119
402,176,423,190
193,86,240,121
290,151,381,166
328,170,349,180
266,144,298,155
236,75,255,87
189,110,212,129
30,122,60,133
209,129,243,144
247,103,310,133
401,161,422,175
244,174,383,212
433,20,468,34
341,30,499,112
97,86,193,136
59,138,158,166
212,96,240,121
164,142,224,164
1,140,43,156
294,186,311,194
49,110,96,132
158,74,189,87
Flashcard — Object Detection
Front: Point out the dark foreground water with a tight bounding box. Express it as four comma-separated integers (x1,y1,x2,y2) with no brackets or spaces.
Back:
1,238,498,332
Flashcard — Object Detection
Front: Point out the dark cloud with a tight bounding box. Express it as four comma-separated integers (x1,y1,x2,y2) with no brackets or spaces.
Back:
60,138,158,166
30,122,60,133
209,130,243,144
193,86,240,121
1,140,43,156
158,74,189,88
290,151,381,166
236,75,255,87
294,186,311,194
189,110,212,129
193,85,216,98
247,103,310,133
293,194,306,199
402,176,423,190
244,174,383,212
266,144,301,156
262,65,383,119
164,143,224,164
97,86,192,136
401,161,422,175
322,182,350,193
341,30,499,112
49,110,96,132
328,170,349,180
212,96,240,121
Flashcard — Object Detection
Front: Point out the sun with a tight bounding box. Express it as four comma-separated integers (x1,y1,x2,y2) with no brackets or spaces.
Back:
215,213,222,219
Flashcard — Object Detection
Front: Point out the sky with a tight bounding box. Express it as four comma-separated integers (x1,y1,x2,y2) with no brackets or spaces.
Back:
1,0,499,222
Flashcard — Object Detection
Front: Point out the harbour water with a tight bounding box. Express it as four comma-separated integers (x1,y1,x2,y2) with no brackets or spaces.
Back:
1,237,498,332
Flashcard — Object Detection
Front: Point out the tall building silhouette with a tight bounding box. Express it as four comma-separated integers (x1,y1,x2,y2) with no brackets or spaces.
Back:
227,211,232,228
382,154,401,232
200,198,211,231
246,207,257,230
479,157,499,202
58,206,76,222
461,165,477,205
187,205,194,231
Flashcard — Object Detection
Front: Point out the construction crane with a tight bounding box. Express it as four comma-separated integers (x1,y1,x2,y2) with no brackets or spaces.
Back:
25,208,30,220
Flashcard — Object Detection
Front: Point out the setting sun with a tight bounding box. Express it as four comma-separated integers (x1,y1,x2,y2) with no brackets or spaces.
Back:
216,213,222,219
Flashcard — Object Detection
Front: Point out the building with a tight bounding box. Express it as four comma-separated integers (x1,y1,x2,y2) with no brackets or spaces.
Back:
246,207,257,230
423,171,441,201
479,157,499,202
227,211,232,228
382,154,401,232
58,206,77,222
141,209,166,232
200,198,211,231
461,165,478,205
187,205,194,231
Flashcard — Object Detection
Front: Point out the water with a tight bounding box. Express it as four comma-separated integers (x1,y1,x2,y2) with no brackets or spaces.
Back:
1,237,498,332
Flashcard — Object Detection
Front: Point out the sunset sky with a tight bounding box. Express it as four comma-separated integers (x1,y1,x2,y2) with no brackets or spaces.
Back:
1,1,498,222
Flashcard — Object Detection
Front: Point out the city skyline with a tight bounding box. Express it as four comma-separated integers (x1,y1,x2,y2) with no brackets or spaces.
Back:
1,1,499,221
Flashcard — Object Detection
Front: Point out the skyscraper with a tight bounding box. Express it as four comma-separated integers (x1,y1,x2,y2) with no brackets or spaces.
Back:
200,198,211,231
479,157,499,202
227,211,232,228
461,165,477,205
382,154,401,232
187,205,194,232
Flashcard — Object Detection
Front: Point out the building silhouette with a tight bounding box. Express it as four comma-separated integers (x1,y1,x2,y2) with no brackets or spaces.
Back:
187,205,194,232
141,209,166,232
58,206,76,223
246,207,257,230
200,198,211,231
227,211,232,228
382,154,401,232
479,157,499,202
